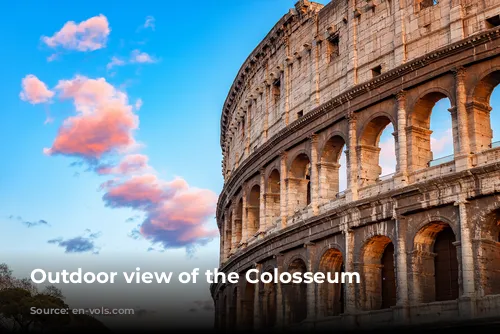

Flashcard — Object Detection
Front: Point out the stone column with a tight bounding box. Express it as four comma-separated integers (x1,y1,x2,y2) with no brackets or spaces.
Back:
305,242,317,321
280,152,288,228
343,217,356,313
310,135,320,214
346,111,358,201
395,91,408,186
455,197,475,296
453,67,471,171
224,212,231,260
393,211,409,324
258,169,266,237
241,184,249,246
275,253,285,328
253,263,262,330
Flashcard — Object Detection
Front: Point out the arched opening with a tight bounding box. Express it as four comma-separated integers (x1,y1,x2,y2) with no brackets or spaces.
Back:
235,199,243,246
360,235,396,310
260,270,277,328
288,153,311,213
359,116,397,187
470,71,500,152
318,248,344,317
285,258,307,324
241,281,255,330
477,209,500,296
412,222,459,303
409,92,454,170
266,169,281,228
319,136,347,201
247,185,260,237
229,287,238,329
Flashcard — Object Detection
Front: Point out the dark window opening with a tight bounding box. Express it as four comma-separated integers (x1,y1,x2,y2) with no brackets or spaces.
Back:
327,34,340,62
372,65,382,78
241,119,245,140
297,110,303,118
420,0,438,10
272,79,281,103
486,15,500,29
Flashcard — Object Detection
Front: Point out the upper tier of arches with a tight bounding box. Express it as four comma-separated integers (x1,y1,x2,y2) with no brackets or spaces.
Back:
220,0,500,179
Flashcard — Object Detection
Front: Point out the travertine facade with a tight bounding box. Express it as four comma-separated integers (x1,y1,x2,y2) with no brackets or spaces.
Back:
212,0,500,331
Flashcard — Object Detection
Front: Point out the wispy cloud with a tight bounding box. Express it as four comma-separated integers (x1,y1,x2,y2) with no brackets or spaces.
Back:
106,56,126,70
143,16,155,31
8,215,50,228
48,230,101,254
130,49,158,64
41,14,110,52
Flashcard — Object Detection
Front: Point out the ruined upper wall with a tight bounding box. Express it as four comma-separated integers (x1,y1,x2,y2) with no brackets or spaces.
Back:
220,0,500,179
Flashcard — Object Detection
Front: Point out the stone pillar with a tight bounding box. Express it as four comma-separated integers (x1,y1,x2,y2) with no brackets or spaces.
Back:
245,106,251,156
254,263,262,330
310,135,320,215
224,212,231,260
220,220,225,264
241,184,249,246
466,101,493,153
393,212,410,324
453,67,471,171
264,81,269,140
275,253,285,328
343,221,356,313
455,197,475,297
257,170,266,237
395,91,408,186
318,162,341,202
280,152,288,228
346,111,358,201
305,242,317,321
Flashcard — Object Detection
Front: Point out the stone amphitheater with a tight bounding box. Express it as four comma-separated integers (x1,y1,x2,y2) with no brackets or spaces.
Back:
211,0,500,332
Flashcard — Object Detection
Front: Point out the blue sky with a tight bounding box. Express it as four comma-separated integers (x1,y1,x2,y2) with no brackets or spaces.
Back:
1,0,499,328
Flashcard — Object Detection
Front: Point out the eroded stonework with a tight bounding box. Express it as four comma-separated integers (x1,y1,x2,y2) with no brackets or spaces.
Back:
213,0,500,331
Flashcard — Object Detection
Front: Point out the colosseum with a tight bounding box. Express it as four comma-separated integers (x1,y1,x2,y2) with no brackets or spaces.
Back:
211,0,500,332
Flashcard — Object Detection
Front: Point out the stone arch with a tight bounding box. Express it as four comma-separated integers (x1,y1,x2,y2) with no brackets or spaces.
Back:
259,267,277,328
265,168,281,229
407,90,455,171
476,207,500,296
284,257,308,324
247,184,261,237
319,135,347,201
468,69,500,152
411,221,459,303
358,114,397,187
359,235,396,311
317,247,344,317
288,153,311,213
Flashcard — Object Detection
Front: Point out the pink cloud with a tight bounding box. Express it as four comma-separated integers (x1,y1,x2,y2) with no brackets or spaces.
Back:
43,76,138,160
102,174,171,209
97,154,151,175
101,174,217,248
19,75,54,104
41,14,110,52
